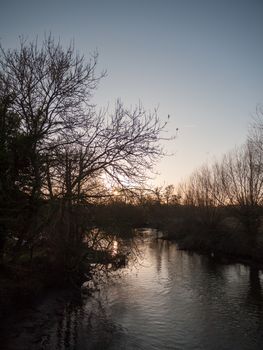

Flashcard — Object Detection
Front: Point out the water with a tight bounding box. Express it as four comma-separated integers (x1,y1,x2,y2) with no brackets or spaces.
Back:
4,228,263,349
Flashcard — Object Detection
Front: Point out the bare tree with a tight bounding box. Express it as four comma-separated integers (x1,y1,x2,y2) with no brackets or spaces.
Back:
0,36,104,200
215,141,263,236
177,164,223,230
163,184,175,205
0,36,102,144
43,100,167,203
220,143,263,207
0,36,168,264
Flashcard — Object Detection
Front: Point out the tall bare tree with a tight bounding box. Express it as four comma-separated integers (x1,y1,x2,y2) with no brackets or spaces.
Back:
0,36,168,265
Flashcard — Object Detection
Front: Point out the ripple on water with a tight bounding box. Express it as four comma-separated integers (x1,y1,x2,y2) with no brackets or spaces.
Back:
18,228,263,350
95,231,263,350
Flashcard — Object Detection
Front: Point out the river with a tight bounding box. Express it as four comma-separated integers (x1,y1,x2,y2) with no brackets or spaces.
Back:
3,228,263,349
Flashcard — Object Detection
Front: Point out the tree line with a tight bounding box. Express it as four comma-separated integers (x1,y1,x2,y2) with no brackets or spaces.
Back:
104,107,263,261
175,114,263,234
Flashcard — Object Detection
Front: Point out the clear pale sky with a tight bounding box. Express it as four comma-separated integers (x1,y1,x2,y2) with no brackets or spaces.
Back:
1,0,263,186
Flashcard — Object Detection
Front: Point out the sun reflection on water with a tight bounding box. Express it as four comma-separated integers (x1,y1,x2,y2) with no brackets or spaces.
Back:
111,240,118,256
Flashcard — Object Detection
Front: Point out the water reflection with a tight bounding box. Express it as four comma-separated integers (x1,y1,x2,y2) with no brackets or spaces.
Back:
111,240,118,256
10,228,263,350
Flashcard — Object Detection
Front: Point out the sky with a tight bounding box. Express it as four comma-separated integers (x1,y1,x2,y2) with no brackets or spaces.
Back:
1,0,263,186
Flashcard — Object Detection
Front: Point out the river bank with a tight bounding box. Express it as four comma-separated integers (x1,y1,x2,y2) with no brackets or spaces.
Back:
160,223,263,270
